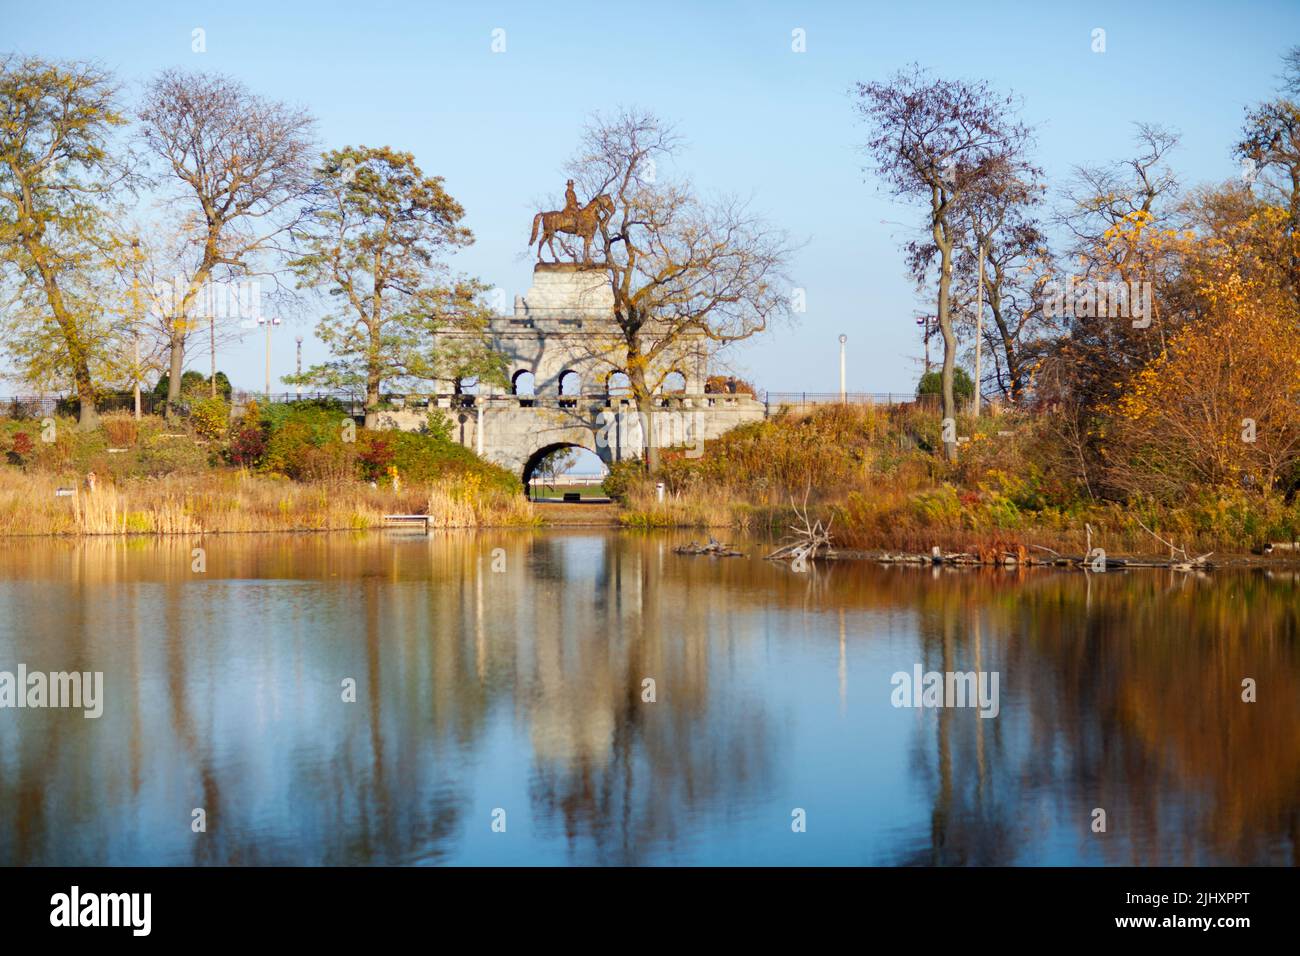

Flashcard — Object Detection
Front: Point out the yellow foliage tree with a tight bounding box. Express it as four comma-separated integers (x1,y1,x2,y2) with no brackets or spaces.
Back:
1108,200,1300,497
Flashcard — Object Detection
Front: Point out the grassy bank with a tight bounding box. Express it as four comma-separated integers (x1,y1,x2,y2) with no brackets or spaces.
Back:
0,404,537,535
0,469,536,535
613,404,1300,557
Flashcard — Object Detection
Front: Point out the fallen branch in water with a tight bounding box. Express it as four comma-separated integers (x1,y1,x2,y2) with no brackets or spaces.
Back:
867,547,1215,570
1132,516,1213,568
674,537,744,557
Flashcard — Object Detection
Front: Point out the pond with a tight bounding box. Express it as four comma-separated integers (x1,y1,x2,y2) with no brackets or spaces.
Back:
0,531,1296,865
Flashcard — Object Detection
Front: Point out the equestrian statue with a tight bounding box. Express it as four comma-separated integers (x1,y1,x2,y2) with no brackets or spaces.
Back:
529,179,614,265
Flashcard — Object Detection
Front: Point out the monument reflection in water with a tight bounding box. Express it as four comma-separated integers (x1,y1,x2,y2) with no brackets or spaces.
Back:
0,531,1296,866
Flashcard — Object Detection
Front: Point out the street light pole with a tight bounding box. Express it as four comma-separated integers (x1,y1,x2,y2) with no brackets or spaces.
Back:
133,331,141,420
838,334,847,404
258,316,281,400
295,336,303,399
210,315,217,398
130,238,142,420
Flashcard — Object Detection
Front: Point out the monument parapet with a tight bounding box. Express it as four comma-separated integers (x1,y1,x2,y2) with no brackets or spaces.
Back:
514,262,614,320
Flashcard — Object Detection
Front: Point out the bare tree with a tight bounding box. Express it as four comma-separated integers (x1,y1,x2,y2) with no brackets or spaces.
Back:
565,108,794,471
953,157,1053,404
137,69,316,416
854,66,1033,460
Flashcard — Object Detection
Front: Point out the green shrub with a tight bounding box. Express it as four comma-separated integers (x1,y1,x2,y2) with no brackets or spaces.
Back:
425,409,453,442
190,396,231,441
602,459,646,501
916,368,974,403
259,401,352,477
136,435,210,477
386,430,517,493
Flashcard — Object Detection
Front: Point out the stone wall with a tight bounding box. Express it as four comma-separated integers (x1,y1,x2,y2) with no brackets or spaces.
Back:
434,264,708,397
377,394,765,480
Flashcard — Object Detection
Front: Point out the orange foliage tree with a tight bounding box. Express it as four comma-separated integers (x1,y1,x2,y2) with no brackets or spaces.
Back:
1106,198,1300,497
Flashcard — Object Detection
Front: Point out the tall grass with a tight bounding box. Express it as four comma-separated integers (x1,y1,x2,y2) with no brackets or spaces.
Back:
0,469,537,536
618,483,743,530
618,403,1300,555
425,478,538,529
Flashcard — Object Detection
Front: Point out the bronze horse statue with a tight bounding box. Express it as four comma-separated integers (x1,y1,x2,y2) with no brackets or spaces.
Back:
529,194,614,264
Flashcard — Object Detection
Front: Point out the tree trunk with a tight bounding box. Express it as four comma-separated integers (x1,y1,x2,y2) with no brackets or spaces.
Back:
637,394,659,472
365,307,382,430
985,283,1023,404
74,359,99,431
627,355,658,472
167,331,185,420
364,374,380,430
27,242,99,430
936,241,957,462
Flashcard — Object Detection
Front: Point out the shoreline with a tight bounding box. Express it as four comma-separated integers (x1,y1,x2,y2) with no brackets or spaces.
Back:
3,518,1299,570
819,547,1300,570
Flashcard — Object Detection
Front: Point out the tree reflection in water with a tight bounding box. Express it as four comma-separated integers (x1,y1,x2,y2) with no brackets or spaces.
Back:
0,536,1295,865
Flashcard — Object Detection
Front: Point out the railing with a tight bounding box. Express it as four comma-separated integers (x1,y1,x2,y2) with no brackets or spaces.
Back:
398,392,763,411
0,390,361,419
762,392,940,412
0,393,164,419
0,389,941,421
233,391,366,416
547,474,606,486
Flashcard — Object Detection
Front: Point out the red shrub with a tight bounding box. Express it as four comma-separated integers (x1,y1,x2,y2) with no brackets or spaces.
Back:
228,424,266,467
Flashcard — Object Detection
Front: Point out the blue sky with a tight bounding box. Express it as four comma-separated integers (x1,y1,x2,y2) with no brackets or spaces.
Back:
2,0,1296,394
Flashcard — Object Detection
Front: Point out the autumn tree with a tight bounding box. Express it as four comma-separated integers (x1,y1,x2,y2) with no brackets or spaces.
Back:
289,146,499,428
1236,44,1300,301
854,67,1032,459
1036,126,1187,497
137,69,316,416
1106,200,1300,498
566,108,793,470
0,55,129,428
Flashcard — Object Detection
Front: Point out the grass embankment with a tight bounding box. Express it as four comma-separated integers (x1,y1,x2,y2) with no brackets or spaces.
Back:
612,403,1300,556
0,401,536,535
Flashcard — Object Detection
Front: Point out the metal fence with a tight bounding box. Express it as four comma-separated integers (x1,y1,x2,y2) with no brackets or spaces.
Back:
0,393,165,419
1,389,943,420
0,390,365,419
231,391,366,416
762,391,940,412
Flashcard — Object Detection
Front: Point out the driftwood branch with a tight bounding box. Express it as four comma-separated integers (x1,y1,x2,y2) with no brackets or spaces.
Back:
766,482,833,567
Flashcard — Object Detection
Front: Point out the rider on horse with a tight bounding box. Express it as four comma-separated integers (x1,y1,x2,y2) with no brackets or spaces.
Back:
530,181,614,264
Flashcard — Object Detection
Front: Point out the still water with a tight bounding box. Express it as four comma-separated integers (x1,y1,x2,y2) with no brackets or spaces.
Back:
0,530,1297,866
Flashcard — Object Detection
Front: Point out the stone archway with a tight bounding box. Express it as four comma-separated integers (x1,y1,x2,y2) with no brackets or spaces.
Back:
522,439,610,498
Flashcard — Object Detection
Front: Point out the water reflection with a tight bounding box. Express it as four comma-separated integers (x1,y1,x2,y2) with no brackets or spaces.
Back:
0,533,1295,865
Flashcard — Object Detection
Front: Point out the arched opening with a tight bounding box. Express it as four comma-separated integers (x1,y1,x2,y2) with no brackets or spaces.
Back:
605,371,631,397
511,369,535,396
522,443,608,502
660,370,687,395
558,370,581,396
